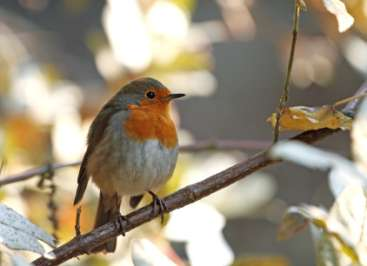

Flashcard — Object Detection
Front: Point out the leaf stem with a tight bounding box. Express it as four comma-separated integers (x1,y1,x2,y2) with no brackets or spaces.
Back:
273,0,304,142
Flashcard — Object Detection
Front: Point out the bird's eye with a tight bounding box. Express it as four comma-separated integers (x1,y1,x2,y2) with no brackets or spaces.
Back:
146,91,155,99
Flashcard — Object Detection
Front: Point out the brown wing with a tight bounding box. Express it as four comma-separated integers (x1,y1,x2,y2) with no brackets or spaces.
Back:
73,102,122,205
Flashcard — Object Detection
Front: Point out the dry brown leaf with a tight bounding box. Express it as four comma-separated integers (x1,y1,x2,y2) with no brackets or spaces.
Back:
267,105,352,131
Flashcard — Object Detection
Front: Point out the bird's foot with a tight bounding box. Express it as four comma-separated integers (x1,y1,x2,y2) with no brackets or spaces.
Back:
148,191,167,224
115,214,130,236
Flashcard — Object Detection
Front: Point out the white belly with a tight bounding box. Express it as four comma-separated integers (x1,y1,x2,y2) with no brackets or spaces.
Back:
89,138,178,196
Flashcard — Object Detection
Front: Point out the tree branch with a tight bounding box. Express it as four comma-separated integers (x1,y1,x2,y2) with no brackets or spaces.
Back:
179,139,270,152
0,140,270,187
31,83,367,266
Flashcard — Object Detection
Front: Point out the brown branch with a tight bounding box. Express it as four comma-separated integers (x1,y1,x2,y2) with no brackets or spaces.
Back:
0,140,269,187
37,165,59,244
0,161,80,187
179,139,270,152
31,85,367,266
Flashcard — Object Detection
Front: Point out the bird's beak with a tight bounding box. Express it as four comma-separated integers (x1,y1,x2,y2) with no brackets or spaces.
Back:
167,93,185,101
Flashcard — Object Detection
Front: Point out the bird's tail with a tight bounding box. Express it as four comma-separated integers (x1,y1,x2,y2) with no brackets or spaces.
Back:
92,192,121,253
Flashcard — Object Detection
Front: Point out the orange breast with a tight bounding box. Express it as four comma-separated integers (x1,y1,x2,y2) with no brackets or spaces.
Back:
123,107,178,149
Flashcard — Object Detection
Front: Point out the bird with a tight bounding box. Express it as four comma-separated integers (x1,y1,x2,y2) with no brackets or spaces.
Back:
73,77,184,252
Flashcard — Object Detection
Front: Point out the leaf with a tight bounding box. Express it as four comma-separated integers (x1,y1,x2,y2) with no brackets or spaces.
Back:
165,202,234,265
329,185,367,244
352,98,367,174
277,208,309,240
270,141,367,197
267,105,352,132
326,185,366,263
322,0,354,32
0,204,55,246
270,141,352,170
279,203,360,264
311,227,340,266
278,205,328,241
0,203,56,257
0,224,48,256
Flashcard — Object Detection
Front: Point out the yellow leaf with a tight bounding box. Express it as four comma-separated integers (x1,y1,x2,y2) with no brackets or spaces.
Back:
267,105,352,131
277,210,308,240
278,205,328,240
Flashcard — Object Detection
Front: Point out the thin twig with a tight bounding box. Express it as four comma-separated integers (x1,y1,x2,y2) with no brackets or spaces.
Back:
37,164,59,244
0,159,5,174
273,0,304,142
0,161,80,187
333,93,367,108
179,139,270,152
0,140,269,187
48,180,59,244
31,84,366,266
75,206,82,237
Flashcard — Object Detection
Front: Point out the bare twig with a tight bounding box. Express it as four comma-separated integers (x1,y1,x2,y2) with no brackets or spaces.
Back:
273,0,305,142
0,161,80,187
75,206,82,237
0,159,5,174
31,84,366,266
342,82,367,118
48,180,59,244
333,93,367,108
179,139,270,152
0,140,269,187
37,164,59,244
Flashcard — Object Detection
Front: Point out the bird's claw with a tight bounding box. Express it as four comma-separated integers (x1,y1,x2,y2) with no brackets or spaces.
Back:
115,214,130,236
149,191,167,224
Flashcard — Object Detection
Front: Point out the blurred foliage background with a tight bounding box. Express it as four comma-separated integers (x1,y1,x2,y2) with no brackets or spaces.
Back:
0,0,366,265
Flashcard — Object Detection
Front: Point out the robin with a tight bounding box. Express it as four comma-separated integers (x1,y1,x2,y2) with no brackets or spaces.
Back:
73,77,184,252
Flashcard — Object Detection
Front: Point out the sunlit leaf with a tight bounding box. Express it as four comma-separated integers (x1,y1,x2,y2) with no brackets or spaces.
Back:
270,141,367,197
329,185,367,244
311,228,340,266
165,202,234,266
327,185,366,263
278,205,328,241
278,207,309,240
322,0,354,32
267,105,352,131
352,98,367,173
270,141,351,170
0,204,55,246
0,204,55,257
279,203,360,264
